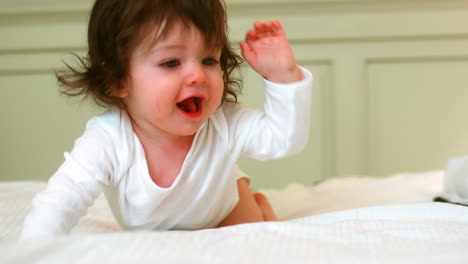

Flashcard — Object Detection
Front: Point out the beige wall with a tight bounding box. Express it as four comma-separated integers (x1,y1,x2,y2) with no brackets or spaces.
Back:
2,0,468,188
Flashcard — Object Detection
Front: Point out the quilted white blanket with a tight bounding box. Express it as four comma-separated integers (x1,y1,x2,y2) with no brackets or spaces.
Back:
1,171,468,264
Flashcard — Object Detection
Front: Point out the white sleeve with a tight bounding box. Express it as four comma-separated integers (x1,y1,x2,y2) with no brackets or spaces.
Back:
20,120,116,240
238,66,313,160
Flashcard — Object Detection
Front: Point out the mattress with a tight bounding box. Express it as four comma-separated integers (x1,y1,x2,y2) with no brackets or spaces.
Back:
1,171,467,264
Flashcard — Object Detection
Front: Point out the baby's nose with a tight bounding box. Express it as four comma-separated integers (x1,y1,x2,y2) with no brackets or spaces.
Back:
186,63,208,86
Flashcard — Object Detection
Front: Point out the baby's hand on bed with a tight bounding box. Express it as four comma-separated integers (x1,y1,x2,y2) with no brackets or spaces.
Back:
240,20,302,83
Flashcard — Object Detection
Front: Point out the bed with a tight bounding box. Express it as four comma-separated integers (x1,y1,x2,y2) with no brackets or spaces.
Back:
1,170,467,263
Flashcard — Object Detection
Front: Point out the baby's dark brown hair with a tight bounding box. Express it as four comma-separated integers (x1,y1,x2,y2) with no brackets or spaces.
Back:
57,0,243,108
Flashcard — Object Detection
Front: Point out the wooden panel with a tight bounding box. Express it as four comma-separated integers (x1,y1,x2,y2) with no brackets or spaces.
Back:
228,8,468,42
2,0,468,187
0,23,87,51
0,73,99,181
367,59,468,176
0,51,86,74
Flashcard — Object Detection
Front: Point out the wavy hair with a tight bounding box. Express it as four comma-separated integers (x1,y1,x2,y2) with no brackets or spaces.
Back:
56,0,243,108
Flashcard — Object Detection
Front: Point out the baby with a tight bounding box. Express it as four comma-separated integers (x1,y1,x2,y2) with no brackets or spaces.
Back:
20,0,312,239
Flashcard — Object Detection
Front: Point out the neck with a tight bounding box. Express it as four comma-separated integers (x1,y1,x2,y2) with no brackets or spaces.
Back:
132,123,195,188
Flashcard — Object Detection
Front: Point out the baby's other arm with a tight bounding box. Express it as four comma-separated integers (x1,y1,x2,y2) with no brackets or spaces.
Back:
20,123,113,240
240,20,302,84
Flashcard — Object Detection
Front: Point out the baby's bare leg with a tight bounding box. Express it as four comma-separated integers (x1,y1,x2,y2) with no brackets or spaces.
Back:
217,178,278,227
253,192,278,221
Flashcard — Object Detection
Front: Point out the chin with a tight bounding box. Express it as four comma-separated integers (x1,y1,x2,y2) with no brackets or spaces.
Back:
175,126,202,137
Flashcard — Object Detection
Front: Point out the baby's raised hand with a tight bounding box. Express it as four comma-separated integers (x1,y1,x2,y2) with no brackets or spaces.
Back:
240,20,302,83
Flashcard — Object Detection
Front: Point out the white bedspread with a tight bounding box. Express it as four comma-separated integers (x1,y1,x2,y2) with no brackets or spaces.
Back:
1,171,468,263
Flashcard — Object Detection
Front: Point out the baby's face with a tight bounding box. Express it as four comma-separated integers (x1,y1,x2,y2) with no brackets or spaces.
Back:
119,20,224,139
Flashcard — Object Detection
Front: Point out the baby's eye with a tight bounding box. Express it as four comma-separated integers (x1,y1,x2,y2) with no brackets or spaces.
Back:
161,60,180,68
202,57,219,66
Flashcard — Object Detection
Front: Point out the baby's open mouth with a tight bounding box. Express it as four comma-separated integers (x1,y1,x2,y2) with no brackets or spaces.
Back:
176,96,203,115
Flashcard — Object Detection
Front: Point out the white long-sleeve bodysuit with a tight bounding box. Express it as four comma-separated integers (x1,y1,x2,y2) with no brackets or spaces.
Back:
20,68,312,239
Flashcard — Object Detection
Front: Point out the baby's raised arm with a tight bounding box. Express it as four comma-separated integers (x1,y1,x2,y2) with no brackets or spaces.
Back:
231,20,312,160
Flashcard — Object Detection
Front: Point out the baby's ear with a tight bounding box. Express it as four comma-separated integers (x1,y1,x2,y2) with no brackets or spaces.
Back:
110,84,129,98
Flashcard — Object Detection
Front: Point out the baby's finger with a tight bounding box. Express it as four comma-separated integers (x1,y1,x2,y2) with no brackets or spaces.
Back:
254,21,266,35
263,20,276,35
240,41,256,62
272,20,284,33
245,29,258,42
